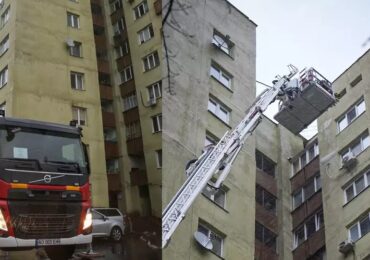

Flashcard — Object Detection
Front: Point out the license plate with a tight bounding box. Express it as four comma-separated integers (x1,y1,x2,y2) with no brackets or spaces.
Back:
36,239,61,246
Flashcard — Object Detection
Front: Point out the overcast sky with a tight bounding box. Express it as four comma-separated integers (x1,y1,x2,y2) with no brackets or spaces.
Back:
228,0,370,139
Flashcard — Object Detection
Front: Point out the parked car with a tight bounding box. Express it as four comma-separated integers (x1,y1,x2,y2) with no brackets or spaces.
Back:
91,208,126,241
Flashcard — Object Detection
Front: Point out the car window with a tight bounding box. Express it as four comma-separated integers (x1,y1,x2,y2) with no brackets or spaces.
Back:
92,211,104,220
95,209,121,217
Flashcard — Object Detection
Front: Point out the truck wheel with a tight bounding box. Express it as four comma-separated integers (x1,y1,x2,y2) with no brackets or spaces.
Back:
45,245,75,260
110,226,123,241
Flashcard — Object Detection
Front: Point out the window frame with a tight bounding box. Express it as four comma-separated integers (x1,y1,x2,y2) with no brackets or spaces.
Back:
337,98,366,133
340,132,370,160
293,210,324,248
67,12,80,28
151,114,162,133
70,71,84,90
113,18,125,35
126,121,141,140
197,222,225,257
143,51,160,72
120,66,133,84
207,97,231,124
292,174,321,210
72,106,87,126
348,212,370,242
210,62,233,89
344,169,370,203
0,65,8,87
0,34,9,56
138,24,154,44
69,41,82,57
147,81,162,101
1,6,10,28
211,29,234,56
155,149,162,168
122,93,138,112
133,1,149,20
291,142,319,176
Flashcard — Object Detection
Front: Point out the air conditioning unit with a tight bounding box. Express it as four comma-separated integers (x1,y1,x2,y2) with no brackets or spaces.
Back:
338,240,354,254
342,153,357,169
65,39,75,48
148,98,157,107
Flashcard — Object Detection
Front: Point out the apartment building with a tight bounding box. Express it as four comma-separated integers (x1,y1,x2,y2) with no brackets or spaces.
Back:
162,0,257,258
317,48,370,260
90,0,162,225
0,0,108,206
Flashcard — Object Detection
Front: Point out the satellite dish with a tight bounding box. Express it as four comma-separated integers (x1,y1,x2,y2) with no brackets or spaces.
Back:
194,231,213,250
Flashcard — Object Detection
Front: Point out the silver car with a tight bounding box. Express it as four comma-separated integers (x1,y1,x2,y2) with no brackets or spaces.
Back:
91,208,126,241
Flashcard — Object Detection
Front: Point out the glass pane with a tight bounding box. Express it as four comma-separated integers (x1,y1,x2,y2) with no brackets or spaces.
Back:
208,100,216,113
317,211,324,229
197,224,209,237
308,146,315,161
347,107,357,123
210,232,223,256
351,141,362,156
306,216,316,237
256,185,263,205
210,66,219,79
357,100,366,115
355,176,365,194
304,180,315,199
295,226,305,246
220,74,230,87
350,224,360,241
316,175,321,190
293,190,303,209
345,185,355,202
301,154,307,167
218,107,229,122
338,117,347,132
360,216,370,237
264,191,276,214
255,222,263,242
362,135,370,150
293,160,300,173
214,189,225,208
263,158,275,177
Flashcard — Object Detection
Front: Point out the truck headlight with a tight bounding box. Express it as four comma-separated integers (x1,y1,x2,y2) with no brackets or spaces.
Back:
0,209,8,232
83,208,92,230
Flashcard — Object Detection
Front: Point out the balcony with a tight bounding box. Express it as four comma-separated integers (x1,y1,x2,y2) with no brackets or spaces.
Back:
98,59,110,74
154,0,162,15
293,228,325,260
123,108,140,125
256,169,277,196
127,137,144,156
94,34,107,50
105,141,119,159
255,240,278,260
100,85,113,101
130,168,148,186
110,9,124,24
256,203,278,233
120,80,135,96
102,111,116,128
107,173,122,192
292,191,323,229
116,55,132,71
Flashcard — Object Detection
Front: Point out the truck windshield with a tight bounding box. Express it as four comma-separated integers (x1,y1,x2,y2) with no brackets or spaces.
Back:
0,128,88,172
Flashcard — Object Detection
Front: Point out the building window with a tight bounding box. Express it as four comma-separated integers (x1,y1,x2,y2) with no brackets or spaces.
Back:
197,222,225,257
1,6,10,28
203,184,227,208
115,41,129,58
156,149,162,168
104,128,117,142
134,1,149,20
212,30,233,55
291,142,319,175
256,185,276,214
344,169,370,203
349,212,370,242
122,93,138,111
110,0,121,13
350,74,362,87
70,72,84,90
340,132,370,160
210,63,232,89
138,24,154,44
72,106,87,126
204,131,219,147
255,222,277,252
147,81,162,101
69,41,82,57
143,51,159,71
208,97,230,124
106,159,119,174
151,114,162,133
293,210,324,248
256,150,275,177
126,121,141,140
292,174,321,210
120,66,133,84
113,18,125,35
0,34,9,55
0,66,8,87
67,12,80,28
337,98,366,132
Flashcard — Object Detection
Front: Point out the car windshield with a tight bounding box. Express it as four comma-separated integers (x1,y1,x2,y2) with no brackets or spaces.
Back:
0,127,88,171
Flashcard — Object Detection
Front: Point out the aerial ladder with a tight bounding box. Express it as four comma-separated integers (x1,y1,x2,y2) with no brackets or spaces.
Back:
162,65,335,248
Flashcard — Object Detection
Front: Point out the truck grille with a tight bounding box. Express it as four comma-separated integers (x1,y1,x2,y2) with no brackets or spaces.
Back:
13,214,76,238
8,201,81,239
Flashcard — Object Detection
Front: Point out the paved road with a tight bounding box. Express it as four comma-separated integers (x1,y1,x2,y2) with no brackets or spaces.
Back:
0,234,161,260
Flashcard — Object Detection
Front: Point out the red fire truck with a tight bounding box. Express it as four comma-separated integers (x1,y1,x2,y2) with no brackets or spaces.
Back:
0,115,92,259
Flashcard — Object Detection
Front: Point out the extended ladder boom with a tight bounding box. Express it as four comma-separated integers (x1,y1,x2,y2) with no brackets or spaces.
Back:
162,65,299,248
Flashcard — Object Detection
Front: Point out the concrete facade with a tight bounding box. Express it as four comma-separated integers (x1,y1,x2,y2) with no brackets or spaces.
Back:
0,0,108,206
162,0,257,258
317,49,370,260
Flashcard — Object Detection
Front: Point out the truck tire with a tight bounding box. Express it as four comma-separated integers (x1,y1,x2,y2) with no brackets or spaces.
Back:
45,245,75,260
110,226,123,242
